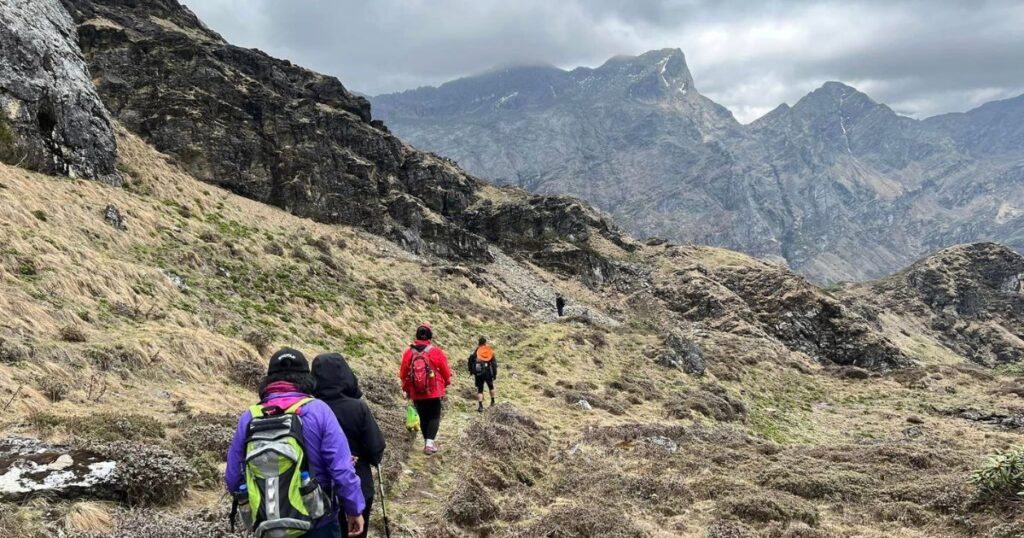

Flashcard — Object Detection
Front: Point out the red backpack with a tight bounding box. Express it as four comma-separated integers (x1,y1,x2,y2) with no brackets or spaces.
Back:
407,345,436,396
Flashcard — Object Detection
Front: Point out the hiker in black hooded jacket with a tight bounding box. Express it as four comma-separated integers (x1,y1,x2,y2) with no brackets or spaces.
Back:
312,353,386,538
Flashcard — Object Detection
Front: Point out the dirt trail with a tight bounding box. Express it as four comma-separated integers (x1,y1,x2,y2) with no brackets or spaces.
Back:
385,398,480,535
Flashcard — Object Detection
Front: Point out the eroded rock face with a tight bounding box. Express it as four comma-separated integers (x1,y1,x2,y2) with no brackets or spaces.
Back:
60,0,487,260
0,437,119,501
652,247,908,369
848,243,1024,366
0,0,120,184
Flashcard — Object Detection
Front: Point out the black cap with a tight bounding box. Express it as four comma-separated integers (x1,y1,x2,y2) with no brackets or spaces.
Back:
268,348,310,375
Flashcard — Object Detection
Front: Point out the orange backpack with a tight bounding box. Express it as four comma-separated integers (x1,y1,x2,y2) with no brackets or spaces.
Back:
473,345,494,376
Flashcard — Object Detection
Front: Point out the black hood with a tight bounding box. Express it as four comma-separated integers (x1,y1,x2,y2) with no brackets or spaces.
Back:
312,353,363,400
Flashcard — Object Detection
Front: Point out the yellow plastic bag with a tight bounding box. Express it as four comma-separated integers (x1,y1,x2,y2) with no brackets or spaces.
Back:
406,405,421,432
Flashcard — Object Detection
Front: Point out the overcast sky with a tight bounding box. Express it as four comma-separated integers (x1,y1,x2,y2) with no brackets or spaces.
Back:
187,0,1024,123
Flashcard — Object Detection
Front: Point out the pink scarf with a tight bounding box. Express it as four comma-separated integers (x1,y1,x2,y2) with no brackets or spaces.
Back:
260,380,301,399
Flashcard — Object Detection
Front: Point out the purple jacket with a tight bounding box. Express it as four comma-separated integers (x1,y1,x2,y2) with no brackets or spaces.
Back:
225,391,366,518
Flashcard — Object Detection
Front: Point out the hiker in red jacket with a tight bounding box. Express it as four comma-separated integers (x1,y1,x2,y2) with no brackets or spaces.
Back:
399,322,452,455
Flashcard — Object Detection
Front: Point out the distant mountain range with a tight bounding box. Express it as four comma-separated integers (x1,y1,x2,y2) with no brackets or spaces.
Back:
372,49,1024,282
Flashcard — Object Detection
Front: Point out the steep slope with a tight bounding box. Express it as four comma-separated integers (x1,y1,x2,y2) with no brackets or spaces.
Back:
373,54,1024,283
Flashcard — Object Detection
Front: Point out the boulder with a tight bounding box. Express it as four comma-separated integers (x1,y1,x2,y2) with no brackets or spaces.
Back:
0,437,119,501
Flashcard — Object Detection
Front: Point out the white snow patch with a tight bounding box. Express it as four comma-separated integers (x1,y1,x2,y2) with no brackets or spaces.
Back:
496,91,519,107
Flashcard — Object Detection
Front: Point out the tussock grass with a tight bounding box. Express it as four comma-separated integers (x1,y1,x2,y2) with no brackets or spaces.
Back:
0,127,1022,537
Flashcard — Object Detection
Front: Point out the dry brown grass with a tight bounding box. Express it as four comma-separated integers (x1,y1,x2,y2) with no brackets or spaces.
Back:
0,127,1022,537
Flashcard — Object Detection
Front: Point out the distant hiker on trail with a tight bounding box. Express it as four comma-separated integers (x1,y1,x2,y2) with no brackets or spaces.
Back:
468,336,498,412
313,353,386,538
400,322,452,455
226,348,365,538
556,294,566,317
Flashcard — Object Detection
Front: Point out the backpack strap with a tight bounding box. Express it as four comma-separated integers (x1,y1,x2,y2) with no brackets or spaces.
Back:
285,397,314,415
249,397,313,419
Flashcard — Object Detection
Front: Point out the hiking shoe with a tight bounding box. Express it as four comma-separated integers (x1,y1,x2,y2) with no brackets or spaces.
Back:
477,404,484,413
490,399,495,407
424,444,439,456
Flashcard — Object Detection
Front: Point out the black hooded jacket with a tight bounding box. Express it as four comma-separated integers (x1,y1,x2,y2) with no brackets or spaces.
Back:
312,353,386,504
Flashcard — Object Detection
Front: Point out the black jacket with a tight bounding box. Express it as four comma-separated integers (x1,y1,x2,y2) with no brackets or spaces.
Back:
312,353,386,504
467,348,498,379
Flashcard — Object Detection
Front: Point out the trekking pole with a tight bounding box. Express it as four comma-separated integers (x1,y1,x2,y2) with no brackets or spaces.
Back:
375,464,392,538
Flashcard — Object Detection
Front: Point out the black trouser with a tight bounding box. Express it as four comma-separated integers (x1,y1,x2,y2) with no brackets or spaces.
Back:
557,303,565,316
474,374,494,394
413,398,442,441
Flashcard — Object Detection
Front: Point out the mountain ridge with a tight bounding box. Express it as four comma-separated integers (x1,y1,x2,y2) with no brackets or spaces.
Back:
372,52,1024,283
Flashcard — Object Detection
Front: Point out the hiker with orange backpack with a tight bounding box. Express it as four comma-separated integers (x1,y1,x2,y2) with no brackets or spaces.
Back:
468,337,498,412
399,323,452,455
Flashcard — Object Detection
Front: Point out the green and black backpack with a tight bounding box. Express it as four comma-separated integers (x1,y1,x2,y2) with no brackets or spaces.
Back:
231,398,331,537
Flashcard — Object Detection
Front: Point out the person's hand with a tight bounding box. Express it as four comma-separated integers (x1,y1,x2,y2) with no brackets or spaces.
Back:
351,455,359,466
346,514,365,537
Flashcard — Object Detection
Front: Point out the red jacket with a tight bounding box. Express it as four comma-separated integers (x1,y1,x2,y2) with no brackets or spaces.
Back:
400,340,452,400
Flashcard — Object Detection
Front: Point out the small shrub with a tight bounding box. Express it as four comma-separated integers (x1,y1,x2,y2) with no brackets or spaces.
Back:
59,325,88,343
243,330,273,355
970,447,1024,500
30,210,48,222
707,520,754,538
264,242,285,256
0,338,30,363
444,478,499,526
30,412,165,442
228,358,264,389
17,258,37,277
873,501,929,526
719,491,819,527
38,378,69,402
666,384,746,422
307,236,333,255
360,375,401,406
522,503,647,538
101,441,196,505
178,422,234,458
759,465,872,500
86,345,145,371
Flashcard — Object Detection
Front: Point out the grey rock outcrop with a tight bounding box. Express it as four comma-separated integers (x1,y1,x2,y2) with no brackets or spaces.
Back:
0,437,119,501
658,331,706,376
0,0,120,184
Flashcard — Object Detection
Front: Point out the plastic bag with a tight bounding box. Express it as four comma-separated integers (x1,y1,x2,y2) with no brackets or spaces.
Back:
406,405,421,432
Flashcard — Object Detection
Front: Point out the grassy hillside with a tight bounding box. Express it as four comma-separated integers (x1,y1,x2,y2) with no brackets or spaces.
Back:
1,128,1023,537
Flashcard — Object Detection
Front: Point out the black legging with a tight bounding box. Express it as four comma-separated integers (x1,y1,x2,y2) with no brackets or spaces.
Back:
413,398,442,441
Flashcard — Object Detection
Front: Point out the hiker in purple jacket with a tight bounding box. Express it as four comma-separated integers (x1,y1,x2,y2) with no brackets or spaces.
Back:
226,348,365,538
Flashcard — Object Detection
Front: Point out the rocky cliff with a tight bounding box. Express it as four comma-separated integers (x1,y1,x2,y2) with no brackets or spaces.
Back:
373,52,1024,284
0,0,120,184
844,243,1024,366
58,0,633,271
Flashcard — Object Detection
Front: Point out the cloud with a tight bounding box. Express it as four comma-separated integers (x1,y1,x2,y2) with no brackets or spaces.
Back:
184,0,1024,123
